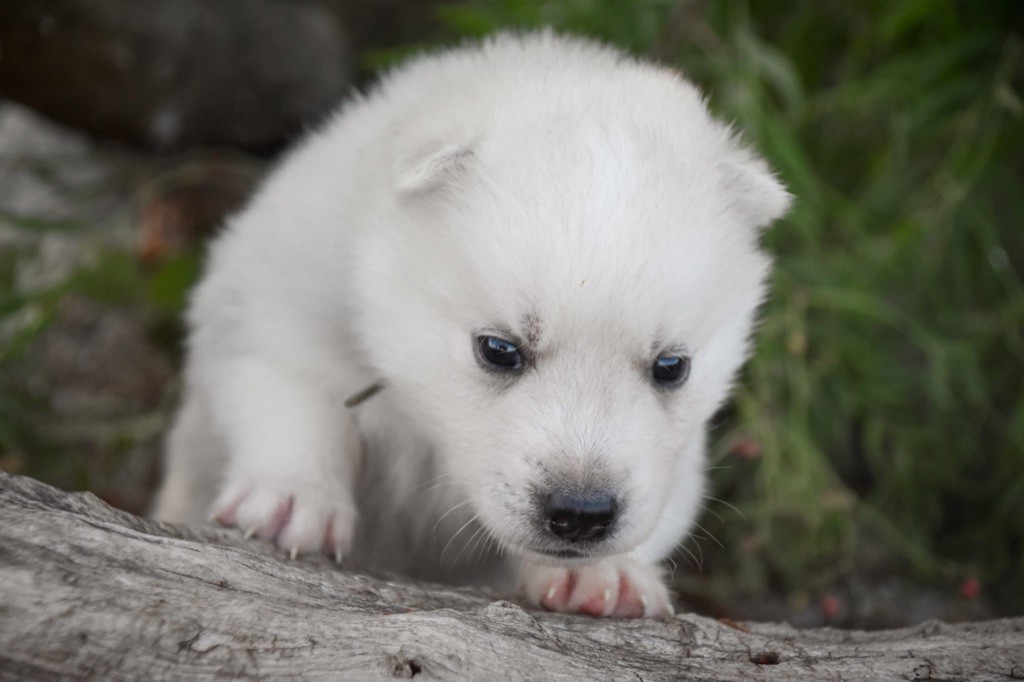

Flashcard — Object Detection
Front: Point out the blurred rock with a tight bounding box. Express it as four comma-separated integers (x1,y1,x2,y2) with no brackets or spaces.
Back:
0,103,131,306
22,296,173,417
5,295,176,516
327,0,440,58
0,0,353,152
0,101,181,516
0,102,123,232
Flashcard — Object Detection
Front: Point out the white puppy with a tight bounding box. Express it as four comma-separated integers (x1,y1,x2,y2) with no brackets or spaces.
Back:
153,32,790,618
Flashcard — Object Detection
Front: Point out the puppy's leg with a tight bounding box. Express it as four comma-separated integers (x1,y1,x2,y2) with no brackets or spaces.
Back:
152,391,222,524
206,356,359,561
516,557,673,618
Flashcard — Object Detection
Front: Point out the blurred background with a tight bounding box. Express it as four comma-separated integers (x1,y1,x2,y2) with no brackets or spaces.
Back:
0,0,1021,629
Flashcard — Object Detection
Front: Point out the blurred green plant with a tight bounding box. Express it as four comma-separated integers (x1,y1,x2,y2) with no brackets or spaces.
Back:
0,235,198,482
0,221,70,473
434,0,1024,608
0,140,254,500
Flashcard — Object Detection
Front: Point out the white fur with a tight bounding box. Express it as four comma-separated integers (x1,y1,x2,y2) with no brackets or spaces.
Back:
153,32,790,616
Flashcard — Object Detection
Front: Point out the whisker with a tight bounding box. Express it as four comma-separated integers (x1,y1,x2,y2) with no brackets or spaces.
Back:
492,525,524,560
412,473,473,502
698,502,725,523
492,527,514,558
441,514,479,563
679,542,702,571
432,498,476,539
474,531,498,565
408,471,458,491
665,554,679,579
466,526,489,564
702,494,744,520
691,520,724,549
453,524,488,565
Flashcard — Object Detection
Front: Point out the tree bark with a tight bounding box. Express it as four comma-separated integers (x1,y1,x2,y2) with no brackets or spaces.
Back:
1,471,1021,681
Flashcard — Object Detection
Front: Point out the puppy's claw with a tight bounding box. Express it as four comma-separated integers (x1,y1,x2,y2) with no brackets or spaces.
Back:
334,549,344,565
243,527,256,541
289,546,298,561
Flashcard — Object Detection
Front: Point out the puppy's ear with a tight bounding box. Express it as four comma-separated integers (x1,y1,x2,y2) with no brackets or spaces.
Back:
393,141,474,195
720,145,792,229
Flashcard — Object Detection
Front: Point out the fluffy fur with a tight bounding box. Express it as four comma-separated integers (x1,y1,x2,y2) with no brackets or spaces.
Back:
153,31,790,618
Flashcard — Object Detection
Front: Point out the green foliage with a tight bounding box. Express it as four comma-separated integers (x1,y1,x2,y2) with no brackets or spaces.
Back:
0,243,198,480
436,0,1024,603
67,249,201,318
0,245,63,461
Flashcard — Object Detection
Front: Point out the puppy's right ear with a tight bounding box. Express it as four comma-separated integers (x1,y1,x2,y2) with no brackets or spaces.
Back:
393,141,474,195
719,142,792,230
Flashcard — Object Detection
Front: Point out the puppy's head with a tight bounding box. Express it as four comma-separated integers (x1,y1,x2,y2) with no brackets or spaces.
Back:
355,50,790,564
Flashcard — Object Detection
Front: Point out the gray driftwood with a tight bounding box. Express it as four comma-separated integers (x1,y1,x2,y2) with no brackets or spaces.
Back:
1,472,1022,681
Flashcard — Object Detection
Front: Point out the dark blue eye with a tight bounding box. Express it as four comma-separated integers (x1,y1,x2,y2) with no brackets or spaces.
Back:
652,355,690,386
477,335,524,372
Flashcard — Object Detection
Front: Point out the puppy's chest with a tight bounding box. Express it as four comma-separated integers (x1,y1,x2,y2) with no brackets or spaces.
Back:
348,405,507,586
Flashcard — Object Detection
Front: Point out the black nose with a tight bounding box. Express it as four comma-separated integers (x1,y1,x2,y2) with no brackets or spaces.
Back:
543,492,617,543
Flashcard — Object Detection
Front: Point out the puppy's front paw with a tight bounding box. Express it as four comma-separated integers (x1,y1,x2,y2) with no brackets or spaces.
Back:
519,558,673,618
212,479,356,561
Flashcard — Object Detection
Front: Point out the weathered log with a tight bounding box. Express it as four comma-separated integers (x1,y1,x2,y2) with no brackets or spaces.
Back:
1,471,1021,680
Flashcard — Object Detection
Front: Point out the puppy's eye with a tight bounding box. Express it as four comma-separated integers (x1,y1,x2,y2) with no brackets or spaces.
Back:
652,355,690,387
477,335,524,372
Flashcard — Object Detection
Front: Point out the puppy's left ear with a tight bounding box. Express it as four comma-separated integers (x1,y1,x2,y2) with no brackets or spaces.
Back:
393,140,475,195
720,145,792,229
